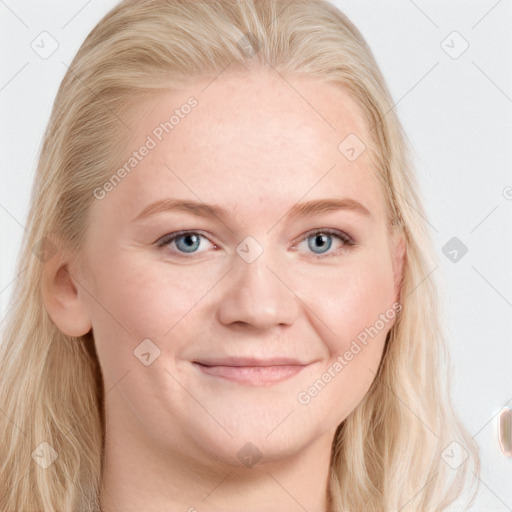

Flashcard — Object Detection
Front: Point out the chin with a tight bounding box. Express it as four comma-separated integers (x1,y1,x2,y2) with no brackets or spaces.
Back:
185,422,313,471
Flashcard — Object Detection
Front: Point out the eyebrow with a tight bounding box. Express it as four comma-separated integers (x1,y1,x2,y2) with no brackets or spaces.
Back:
131,197,373,223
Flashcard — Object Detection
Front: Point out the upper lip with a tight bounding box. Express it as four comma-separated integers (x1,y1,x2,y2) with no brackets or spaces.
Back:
193,357,312,367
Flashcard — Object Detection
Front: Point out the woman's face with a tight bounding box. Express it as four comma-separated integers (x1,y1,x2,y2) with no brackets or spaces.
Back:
77,70,404,470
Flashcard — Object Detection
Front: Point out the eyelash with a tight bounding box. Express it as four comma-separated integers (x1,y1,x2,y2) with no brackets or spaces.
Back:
154,228,356,260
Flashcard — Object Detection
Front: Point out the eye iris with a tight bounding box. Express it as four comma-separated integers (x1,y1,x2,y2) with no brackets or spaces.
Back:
169,232,340,255
308,233,332,254
176,234,200,253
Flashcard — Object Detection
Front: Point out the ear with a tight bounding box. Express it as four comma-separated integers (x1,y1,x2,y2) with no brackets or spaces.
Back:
41,235,92,337
391,231,406,304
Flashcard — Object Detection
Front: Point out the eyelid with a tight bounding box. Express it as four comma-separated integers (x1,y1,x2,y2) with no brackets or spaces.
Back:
154,227,356,258
297,227,355,245
154,229,217,249
293,227,356,259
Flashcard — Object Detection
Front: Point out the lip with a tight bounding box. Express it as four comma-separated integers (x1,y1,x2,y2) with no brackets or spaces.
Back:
194,357,310,367
192,358,313,386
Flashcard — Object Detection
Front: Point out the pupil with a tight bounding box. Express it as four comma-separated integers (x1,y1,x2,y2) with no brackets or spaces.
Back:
177,234,200,252
309,233,331,254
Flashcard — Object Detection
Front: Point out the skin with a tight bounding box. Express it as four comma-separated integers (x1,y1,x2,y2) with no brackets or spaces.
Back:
43,67,405,512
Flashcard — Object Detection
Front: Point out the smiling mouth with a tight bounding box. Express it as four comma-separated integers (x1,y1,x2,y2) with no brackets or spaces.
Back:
192,362,311,386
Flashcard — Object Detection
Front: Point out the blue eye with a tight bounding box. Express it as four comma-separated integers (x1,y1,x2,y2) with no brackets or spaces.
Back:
155,229,355,259
175,233,201,252
155,231,214,256
307,232,332,254
301,229,355,258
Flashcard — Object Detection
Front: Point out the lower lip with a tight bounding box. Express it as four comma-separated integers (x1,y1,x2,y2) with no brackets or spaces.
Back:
194,363,307,386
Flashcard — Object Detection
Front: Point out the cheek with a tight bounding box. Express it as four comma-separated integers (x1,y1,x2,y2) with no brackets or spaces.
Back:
294,249,396,344
291,254,397,423
82,250,236,371
291,248,396,385
81,252,211,380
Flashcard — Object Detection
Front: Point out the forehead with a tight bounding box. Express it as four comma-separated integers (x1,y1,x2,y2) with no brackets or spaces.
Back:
99,69,387,226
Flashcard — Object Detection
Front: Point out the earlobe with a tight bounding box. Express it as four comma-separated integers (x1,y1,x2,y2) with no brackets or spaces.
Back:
41,239,92,338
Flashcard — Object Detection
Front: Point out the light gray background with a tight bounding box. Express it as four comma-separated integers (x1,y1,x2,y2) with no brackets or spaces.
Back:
1,1,511,509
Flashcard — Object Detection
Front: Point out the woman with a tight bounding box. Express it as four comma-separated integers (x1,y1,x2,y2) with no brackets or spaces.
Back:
0,0,479,510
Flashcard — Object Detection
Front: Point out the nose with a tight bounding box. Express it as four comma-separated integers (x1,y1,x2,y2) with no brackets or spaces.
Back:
215,245,299,330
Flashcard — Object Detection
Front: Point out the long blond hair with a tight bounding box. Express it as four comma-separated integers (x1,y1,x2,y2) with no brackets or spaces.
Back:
0,1,480,510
